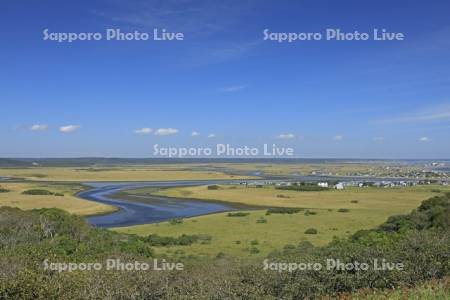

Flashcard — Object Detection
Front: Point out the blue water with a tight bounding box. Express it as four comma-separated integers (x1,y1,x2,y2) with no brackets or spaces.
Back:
79,180,239,228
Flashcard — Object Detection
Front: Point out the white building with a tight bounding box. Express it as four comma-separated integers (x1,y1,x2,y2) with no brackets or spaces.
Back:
318,182,329,188
334,183,345,190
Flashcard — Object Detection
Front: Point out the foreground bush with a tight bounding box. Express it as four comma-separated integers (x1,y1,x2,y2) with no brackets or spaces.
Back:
146,234,211,246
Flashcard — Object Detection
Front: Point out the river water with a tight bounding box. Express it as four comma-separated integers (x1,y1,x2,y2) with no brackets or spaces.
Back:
79,180,240,228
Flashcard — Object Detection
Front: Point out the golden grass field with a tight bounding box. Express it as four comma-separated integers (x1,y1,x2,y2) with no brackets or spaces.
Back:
0,166,250,182
116,184,450,258
0,182,116,216
150,184,440,211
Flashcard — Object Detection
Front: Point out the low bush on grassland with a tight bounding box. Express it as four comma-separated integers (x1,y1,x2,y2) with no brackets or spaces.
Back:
304,228,318,234
227,212,250,217
21,189,63,196
266,207,303,215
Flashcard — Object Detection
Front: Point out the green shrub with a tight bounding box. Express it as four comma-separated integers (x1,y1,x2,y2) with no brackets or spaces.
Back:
249,247,260,254
256,217,267,224
304,228,318,234
21,189,54,195
0,188,10,193
207,185,220,190
266,207,303,215
228,212,250,217
146,234,209,246
276,194,290,198
168,218,183,225
338,208,350,213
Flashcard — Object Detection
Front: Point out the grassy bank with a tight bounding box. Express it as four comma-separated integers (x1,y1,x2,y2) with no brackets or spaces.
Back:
0,182,115,216
116,185,450,257
139,184,446,211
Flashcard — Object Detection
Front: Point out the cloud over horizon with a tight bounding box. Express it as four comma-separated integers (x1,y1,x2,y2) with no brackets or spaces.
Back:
134,128,153,134
333,135,344,141
154,128,179,136
30,124,48,131
59,125,80,133
276,133,295,139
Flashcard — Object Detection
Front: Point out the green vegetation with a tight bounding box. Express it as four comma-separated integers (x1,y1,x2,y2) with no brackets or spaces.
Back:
22,189,58,196
168,218,183,225
304,228,318,234
304,209,317,216
0,188,10,193
227,212,250,217
256,217,267,224
266,207,303,214
146,234,211,246
338,208,351,213
207,184,221,190
350,278,450,299
0,193,448,298
119,185,450,258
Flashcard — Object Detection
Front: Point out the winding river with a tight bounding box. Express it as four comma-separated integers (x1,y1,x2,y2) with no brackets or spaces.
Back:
79,180,243,228
77,174,417,228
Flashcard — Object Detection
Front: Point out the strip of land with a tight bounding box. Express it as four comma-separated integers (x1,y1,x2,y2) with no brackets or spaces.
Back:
0,182,116,216
0,166,251,182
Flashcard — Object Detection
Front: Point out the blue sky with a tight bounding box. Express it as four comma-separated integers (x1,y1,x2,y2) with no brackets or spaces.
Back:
1,0,450,158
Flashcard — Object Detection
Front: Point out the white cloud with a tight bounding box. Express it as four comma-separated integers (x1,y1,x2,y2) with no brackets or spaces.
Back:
59,125,80,133
276,133,295,139
373,137,385,142
154,128,178,136
419,137,431,142
134,128,153,134
207,133,216,138
371,103,450,124
333,135,344,141
191,131,200,137
30,124,48,131
218,85,246,93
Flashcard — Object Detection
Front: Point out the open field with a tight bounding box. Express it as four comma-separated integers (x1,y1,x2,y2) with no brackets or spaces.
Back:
0,182,115,216
115,208,386,257
116,184,450,257
142,184,447,211
207,162,425,178
0,166,250,182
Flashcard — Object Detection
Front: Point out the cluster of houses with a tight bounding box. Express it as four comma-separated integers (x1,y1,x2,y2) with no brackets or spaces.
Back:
321,180,449,190
240,179,449,190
